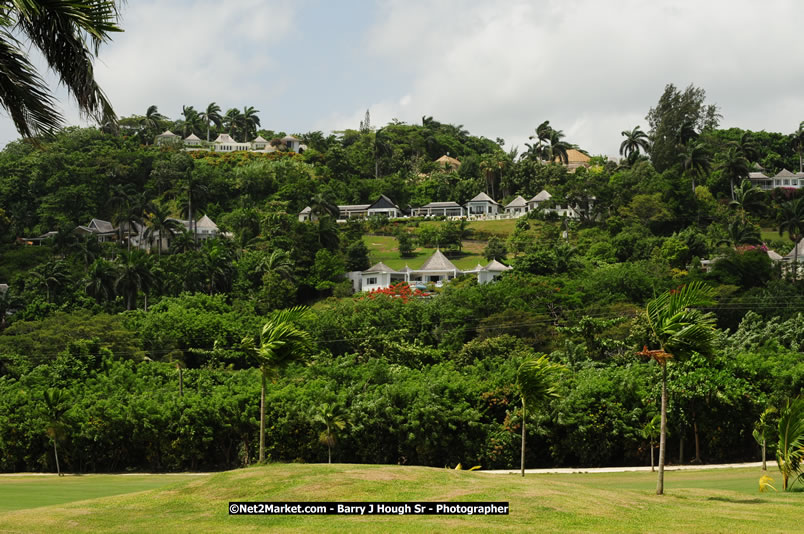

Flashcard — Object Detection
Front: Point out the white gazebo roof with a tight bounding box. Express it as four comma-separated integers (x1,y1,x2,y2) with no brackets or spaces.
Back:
213,133,235,143
184,133,201,141
484,259,512,272
469,192,498,204
505,195,527,208
364,262,397,274
252,135,268,143
417,249,458,272
195,214,218,230
774,169,796,178
529,190,552,202
282,135,300,142
157,130,179,138
299,206,312,214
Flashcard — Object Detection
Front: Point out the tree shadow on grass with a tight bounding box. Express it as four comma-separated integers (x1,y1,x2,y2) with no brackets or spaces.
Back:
705,497,765,504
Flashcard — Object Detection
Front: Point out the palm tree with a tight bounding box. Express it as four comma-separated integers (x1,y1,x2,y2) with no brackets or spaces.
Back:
729,179,765,223
30,260,71,302
791,122,804,173
640,281,717,495
524,120,553,162
718,219,762,248
199,102,223,142
778,198,804,281
753,406,777,471
620,126,651,162
180,105,200,137
224,108,243,140
679,141,711,192
517,354,563,477
309,193,340,220
140,105,166,143
43,388,69,476
115,250,154,310
738,132,760,164
642,414,661,472
775,397,804,490
244,306,314,463
144,203,182,256
719,145,750,200
256,249,295,281
85,257,117,303
0,1,121,138
242,106,261,141
546,129,571,165
313,402,348,464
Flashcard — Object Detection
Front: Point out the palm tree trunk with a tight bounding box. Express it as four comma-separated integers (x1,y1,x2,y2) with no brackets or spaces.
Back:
761,438,766,471
693,416,701,463
259,372,266,463
328,444,332,464
53,440,61,476
520,398,526,477
657,362,667,495
650,439,655,472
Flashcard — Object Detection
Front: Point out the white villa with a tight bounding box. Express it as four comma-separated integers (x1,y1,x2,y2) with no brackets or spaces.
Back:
466,192,500,216
504,195,528,216
749,169,804,190
155,130,307,154
299,195,402,222
411,201,465,217
359,249,512,292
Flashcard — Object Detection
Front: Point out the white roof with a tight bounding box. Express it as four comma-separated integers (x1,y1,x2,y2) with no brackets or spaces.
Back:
157,130,179,137
299,206,311,214
774,169,796,178
484,259,512,272
529,190,552,202
505,195,527,208
468,192,498,204
184,133,201,141
784,239,804,259
417,249,459,272
252,135,268,143
213,133,235,143
195,214,218,230
364,262,397,274
282,135,300,142
767,249,783,261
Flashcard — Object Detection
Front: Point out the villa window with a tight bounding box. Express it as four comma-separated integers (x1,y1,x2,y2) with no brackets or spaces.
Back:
794,180,798,186
784,179,790,186
366,277,377,285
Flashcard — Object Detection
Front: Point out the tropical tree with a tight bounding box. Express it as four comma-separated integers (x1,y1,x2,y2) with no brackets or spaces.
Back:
224,108,243,140
778,197,804,281
620,126,651,161
30,260,71,302
255,249,295,281
729,179,765,223
753,406,777,471
719,145,750,200
43,388,69,476
114,250,155,310
85,257,117,304
140,104,166,143
0,1,121,138
180,105,200,137
717,219,762,248
775,397,804,490
199,102,223,142
144,203,182,256
642,414,661,472
308,193,340,220
241,106,261,141
679,141,711,192
791,121,804,173
517,354,563,477
640,281,717,495
244,307,314,463
738,131,759,164
545,128,571,165
313,402,348,464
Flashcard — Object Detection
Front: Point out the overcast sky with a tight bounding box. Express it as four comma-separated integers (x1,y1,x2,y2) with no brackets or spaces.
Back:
2,0,803,157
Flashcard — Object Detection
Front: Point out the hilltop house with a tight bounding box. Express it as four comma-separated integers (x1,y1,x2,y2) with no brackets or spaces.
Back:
411,201,465,217
435,154,461,171
560,149,591,172
466,192,500,216
527,190,582,219
749,168,804,190
359,249,511,292
299,195,402,222
504,195,528,216
155,130,181,145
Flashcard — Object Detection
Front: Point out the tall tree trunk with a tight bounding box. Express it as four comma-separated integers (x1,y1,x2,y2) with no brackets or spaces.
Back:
328,444,332,464
520,398,526,477
259,373,266,463
53,440,61,476
657,362,667,495
651,439,655,472
761,439,766,471
679,430,685,465
693,416,701,463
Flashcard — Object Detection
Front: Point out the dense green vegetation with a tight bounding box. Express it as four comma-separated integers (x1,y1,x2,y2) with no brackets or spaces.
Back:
2,465,801,533
0,84,803,479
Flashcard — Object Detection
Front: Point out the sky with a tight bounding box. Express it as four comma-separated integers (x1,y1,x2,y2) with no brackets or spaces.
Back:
2,0,804,157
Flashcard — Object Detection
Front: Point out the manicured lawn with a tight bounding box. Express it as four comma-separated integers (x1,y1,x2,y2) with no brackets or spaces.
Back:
417,218,519,237
0,474,202,513
363,235,487,270
1,465,799,533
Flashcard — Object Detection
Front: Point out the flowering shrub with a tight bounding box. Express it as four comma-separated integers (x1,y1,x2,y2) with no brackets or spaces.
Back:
363,282,428,302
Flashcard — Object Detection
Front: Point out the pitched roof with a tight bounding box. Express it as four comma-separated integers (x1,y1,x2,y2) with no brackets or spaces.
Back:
282,135,300,142
529,190,552,202
364,262,397,273
195,214,218,230
213,133,235,143
505,195,527,208
748,171,769,179
184,133,201,141
88,218,115,233
774,168,796,178
435,154,461,169
252,135,268,143
338,204,371,211
767,249,783,261
469,192,498,204
299,206,311,214
784,238,804,259
565,149,590,163
157,130,179,137
484,259,512,271
399,265,414,273
368,194,400,211
417,249,458,272
419,201,462,208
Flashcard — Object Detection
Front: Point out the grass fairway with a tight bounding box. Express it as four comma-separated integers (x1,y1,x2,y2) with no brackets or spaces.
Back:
364,235,486,270
1,464,800,533
0,474,202,513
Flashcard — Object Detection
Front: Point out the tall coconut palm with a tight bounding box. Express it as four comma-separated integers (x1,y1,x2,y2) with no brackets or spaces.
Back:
85,257,117,303
517,354,563,477
200,102,223,142
791,122,804,173
641,281,717,495
778,197,804,282
30,260,71,303
256,249,295,281
180,105,200,137
244,306,314,463
309,193,340,220
718,219,762,248
719,145,750,200
43,388,69,476
679,141,711,192
242,106,261,141
115,250,154,310
739,131,760,164
729,179,765,223
0,1,121,138
314,402,348,464
620,126,651,161
546,129,571,165
144,203,182,256
224,108,243,140
140,105,166,143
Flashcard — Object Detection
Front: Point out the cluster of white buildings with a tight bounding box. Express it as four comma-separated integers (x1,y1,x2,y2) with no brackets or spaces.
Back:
355,249,512,292
155,131,306,154
299,190,583,222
